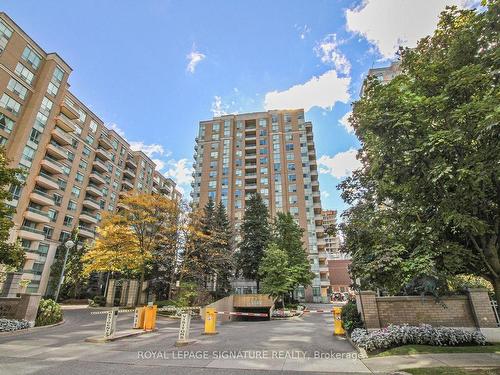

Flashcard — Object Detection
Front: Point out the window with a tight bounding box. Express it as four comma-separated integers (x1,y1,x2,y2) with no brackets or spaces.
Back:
47,82,58,96
57,178,67,190
0,113,14,133
212,123,220,132
79,159,88,170
89,120,98,133
259,119,267,127
289,195,298,205
208,191,216,200
53,66,64,83
21,145,35,163
286,143,294,151
85,134,94,145
53,194,62,206
288,184,297,193
288,174,297,182
7,78,27,100
260,177,268,185
82,146,91,157
67,200,77,211
208,181,216,189
59,231,71,242
63,215,73,227
49,210,60,223
287,163,296,171
43,226,53,239
34,112,48,130
21,46,41,70
71,186,80,197
40,97,53,116
75,172,84,183
0,20,13,53
15,63,34,85
0,94,21,116
29,128,42,144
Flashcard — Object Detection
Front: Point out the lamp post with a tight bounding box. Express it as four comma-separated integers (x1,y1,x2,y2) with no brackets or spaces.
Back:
54,239,75,302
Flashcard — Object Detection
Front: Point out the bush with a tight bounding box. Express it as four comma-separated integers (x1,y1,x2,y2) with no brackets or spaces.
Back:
351,324,486,352
35,299,63,327
92,295,106,307
341,300,364,333
0,318,30,332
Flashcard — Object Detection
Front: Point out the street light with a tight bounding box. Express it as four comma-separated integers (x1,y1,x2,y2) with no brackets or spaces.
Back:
54,239,75,302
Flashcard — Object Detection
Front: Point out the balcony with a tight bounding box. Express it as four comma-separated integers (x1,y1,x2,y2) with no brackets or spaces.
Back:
55,115,76,132
316,226,325,233
89,171,106,185
18,226,45,241
117,202,129,210
122,179,134,190
126,158,137,169
46,143,69,160
24,207,50,224
244,173,257,179
96,147,111,161
98,135,113,150
86,184,103,197
320,279,330,287
245,154,257,160
92,158,108,173
51,127,72,146
78,226,95,238
36,173,59,190
41,157,64,174
123,168,135,178
80,211,98,224
82,197,100,210
60,100,79,120
30,189,55,206
245,184,257,190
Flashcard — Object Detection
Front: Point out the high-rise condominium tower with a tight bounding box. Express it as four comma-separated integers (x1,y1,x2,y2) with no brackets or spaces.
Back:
0,13,181,295
191,110,329,302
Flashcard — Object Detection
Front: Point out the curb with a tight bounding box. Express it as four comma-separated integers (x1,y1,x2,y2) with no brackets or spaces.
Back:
345,333,368,359
0,319,65,337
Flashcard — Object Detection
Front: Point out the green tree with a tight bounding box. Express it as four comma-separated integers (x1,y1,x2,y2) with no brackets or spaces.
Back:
212,201,234,297
273,212,314,290
237,193,271,292
259,243,292,307
339,2,500,304
0,148,24,269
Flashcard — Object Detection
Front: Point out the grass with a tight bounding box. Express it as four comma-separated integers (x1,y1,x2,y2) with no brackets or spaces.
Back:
374,344,500,357
405,367,500,375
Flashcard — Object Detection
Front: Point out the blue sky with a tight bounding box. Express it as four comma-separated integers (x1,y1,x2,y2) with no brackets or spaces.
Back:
3,0,472,215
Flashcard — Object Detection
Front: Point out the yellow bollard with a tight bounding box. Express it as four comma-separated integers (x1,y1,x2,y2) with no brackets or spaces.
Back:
333,307,345,335
143,304,158,331
204,307,218,335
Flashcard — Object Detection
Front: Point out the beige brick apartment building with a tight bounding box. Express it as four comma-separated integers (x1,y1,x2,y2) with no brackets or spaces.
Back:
0,13,180,295
191,111,330,302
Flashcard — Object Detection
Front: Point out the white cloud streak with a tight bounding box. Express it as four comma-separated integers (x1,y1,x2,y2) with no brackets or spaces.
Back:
129,141,165,158
186,49,206,73
339,111,354,134
314,34,351,75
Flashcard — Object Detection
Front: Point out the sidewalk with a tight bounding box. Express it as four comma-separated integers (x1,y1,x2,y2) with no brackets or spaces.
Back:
361,353,500,373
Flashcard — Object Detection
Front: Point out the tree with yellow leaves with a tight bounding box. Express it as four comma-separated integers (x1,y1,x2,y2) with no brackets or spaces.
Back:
83,192,181,305
82,223,142,275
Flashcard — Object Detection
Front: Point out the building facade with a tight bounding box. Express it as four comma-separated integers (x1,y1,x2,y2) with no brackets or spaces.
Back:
191,110,329,302
360,60,402,96
0,13,180,295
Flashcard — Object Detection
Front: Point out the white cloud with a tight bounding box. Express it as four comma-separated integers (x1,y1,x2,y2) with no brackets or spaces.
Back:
295,24,311,40
211,96,228,117
152,159,165,171
318,149,361,179
314,34,351,75
264,70,350,113
186,48,206,73
346,0,474,59
321,191,330,198
107,122,125,137
129,141,165,158
339,111,354,134
164,158,193,187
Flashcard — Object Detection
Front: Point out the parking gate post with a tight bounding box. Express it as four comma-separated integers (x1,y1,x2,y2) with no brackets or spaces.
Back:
133,306,145,329
333,307,345,335
104,307,118,338
143,303,157,331
204,307,217,335
175,312,192,346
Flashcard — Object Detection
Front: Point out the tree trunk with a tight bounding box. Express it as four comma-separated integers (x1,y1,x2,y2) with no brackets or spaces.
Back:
135,267,145,306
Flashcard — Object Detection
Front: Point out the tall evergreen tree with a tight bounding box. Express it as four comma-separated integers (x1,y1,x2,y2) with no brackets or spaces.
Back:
213,201,234,297
273,212,314,290
0,148,24,269
237,193,271,292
